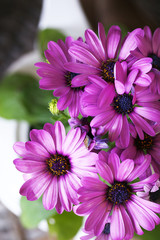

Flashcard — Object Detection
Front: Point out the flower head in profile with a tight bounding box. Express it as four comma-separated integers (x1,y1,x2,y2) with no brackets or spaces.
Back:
74,151,160,239
35,37,87,117
132,26,160,94
13,121,98,214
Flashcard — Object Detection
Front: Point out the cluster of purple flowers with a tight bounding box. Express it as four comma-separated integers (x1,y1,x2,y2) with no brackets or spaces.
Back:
13,23,160,240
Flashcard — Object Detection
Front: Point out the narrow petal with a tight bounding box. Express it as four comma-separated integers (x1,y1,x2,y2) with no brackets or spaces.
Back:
108,153,120,179
42,176,58,210
106,25,121,59
117,159,134,181
134,106,160,122
96,160,114,184
58,176,72,212
85,29,105,60
69,46,100,67
129,112,155,136
110,206,125,240
120,206,134,240
152,28,160,55
119,115,130,147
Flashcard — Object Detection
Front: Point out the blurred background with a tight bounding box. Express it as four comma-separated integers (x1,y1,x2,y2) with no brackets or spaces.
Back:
0,0,160,239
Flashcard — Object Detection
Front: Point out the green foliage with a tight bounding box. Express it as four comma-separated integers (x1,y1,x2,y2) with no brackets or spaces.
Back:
20,196,56,228
48,210,83,240
0,73,53,124
38,28,66,58
135,224,160,240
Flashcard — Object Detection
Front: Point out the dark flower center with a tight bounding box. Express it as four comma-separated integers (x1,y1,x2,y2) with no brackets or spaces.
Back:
101,60,115,83
134,133,153,150
65,71,84,90
148,53,160,71
149,188,160,203
102,223,110,235
113,94,133,114
107,182,131,205
46,153,70,176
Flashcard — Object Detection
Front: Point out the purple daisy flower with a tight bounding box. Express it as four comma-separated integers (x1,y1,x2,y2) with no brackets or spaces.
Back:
132,26,160,94
114,122,160,176
35,37,87,117
13,121,98,214
81,64,160,145
67,23,152,91
68,117,108,151
74,151,160,239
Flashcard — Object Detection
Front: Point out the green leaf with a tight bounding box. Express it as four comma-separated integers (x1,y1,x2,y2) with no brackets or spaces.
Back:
48,210,83,240
38,28,66,58
0,73,53,124
135,224,160,240
20,196,56,229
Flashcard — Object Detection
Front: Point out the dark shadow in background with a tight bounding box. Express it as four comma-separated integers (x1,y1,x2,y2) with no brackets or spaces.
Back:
0,0,43,80
80,0,160,32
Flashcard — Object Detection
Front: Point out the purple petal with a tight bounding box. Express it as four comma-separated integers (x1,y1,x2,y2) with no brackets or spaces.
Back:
126,200,155,231
91,110,115,128
85,29,105,61
127,155,151,182
57,91,73,110
84,201,111,233
13,159,46,173
152,28,160,55
96,160,114,184
58,176,72,212
108,153,120,179
119,115,130,148
129,112,155,136
109,114,123,142
134,107,160,122
98,22,107,51
131,173,159,191
120,205,134,240
110,206,125,240
119,28,143,60
131,195,160,225
130,58,152,73
64,62,99,74
30,129,55,155
81,177,107,191
42,176,58,210
25,141,50,159
131,194,160,213
117,159,134,182
47,41,67,64
106,25,121,59
97,84,115,108
69,46,100,67
115,80,125,94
